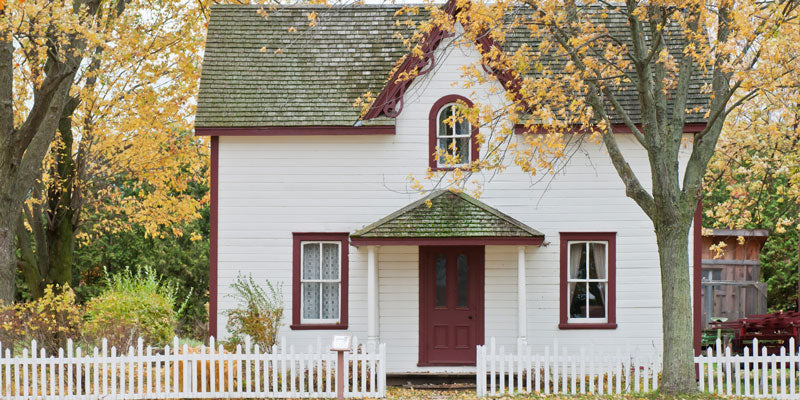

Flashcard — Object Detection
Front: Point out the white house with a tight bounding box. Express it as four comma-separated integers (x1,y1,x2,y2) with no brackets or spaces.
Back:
195,2,708,373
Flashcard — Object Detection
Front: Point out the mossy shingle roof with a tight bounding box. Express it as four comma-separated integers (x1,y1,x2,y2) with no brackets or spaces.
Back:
197,4,711,128
350,190,544,238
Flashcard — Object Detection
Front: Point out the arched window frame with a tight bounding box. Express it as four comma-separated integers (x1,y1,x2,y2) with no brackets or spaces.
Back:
428,95,480,170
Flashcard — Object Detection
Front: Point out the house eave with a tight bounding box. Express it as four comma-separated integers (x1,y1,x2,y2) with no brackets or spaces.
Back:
195,125,396,136
349,236,545,246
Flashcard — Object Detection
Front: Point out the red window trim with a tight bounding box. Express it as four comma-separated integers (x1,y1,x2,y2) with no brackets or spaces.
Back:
290,232,350,330
558,232,617,330
428,95,480,171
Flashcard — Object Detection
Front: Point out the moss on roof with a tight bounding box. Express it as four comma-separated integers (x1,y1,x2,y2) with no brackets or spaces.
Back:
197,4,711,128
351,190,544,238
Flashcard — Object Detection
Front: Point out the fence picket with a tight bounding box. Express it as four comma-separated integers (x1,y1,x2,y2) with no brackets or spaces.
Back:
1,337,384,399
781,346,787,396
534,352,540,393
543,345,549,395
762,344,769,397
792,337,797,397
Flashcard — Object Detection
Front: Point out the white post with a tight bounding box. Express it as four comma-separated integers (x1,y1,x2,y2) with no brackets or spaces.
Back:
517,246,527,342
367,246,379,346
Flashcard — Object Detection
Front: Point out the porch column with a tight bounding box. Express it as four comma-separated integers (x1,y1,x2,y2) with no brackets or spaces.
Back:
517,246,527,342
367,246,379,346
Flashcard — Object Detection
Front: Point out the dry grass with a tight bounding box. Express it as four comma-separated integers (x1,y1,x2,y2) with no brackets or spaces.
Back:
384,387,733,399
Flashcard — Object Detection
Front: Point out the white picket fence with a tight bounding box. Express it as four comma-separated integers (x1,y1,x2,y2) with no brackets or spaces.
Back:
697,337,800,398
476,338,661,396
0,336,386,399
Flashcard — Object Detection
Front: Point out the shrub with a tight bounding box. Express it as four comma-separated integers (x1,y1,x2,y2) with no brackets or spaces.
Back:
0,284,82,354
84,266,187,350
225,274,283,351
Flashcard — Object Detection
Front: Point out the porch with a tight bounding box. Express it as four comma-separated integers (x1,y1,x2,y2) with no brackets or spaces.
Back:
348,190,545,370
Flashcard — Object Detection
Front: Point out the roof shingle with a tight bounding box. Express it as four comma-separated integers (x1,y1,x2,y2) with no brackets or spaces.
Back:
196,4,711,128
350,190,545,239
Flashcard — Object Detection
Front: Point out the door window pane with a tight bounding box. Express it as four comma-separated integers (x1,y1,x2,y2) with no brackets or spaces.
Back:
435,254,447,307
457,253,468,307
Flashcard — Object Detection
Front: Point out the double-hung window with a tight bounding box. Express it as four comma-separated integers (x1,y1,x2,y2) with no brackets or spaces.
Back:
301,241,341,323
292,233,349,329
559,232,617,329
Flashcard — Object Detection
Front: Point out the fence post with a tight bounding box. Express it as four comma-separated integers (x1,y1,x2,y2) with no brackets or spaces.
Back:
476,345,484,397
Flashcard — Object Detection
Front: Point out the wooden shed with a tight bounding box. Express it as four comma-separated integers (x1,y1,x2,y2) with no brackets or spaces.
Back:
701,229,769,329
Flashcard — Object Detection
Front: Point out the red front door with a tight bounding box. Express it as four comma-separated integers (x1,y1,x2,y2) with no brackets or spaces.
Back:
419,246,484,366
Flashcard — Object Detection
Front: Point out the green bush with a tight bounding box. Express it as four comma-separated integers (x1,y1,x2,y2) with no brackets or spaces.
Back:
225,274,283,351
84,266,187,350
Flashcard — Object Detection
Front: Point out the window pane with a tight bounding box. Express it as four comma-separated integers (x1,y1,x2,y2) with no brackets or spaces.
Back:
438,105,453,137
435,254,447,307
589,243,606,279
455,115,470,136
457,254,468,307
455,136,470,163
302,282,320,319
569,282,587,318
569,243,587,279
302,243,320,280
321,243,339,279
321,283,339,319
588,282,606,318
438,138,450,165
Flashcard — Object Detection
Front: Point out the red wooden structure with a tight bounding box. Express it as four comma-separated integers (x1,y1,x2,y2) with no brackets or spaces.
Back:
700,229,768,329
710,311,800,354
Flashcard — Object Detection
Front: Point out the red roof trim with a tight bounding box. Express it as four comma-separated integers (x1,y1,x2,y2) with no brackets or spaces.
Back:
196,125,395,136
514,122,708,135
350,236,544,246
363,0,458,120
363,0,525,120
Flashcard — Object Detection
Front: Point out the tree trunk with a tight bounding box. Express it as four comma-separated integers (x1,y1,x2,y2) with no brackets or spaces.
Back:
44,102,77,289
0,216,16,303
655,217,696,393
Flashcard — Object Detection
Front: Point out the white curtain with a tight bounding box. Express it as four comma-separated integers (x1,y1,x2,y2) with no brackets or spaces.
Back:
591,243,606,280
322,283,339,319
569,243,585,316
591,243,606,313
303,282,320,319
321,244,339,279
303,243,320,280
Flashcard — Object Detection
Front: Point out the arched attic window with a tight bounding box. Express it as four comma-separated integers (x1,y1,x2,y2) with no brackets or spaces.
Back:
429,95,479,170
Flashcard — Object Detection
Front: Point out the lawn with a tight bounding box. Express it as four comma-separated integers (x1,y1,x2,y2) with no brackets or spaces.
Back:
384,387,730,399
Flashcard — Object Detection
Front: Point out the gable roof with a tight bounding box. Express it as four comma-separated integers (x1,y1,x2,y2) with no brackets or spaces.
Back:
350,190,544,242
196,4,711,131
197,4,415,129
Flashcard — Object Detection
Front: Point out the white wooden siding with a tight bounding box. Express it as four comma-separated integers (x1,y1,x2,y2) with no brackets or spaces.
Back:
216,29,695,373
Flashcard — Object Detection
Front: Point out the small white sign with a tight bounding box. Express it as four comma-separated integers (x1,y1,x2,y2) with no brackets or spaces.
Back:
330,335,352,352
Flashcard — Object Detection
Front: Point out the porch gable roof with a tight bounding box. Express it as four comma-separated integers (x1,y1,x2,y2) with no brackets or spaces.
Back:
350,190,544,245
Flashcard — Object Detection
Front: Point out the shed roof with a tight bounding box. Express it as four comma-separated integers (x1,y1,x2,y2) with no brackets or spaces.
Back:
350,190,544,244
196,4,711,129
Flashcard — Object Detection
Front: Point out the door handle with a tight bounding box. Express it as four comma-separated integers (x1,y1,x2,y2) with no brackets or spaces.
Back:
468,315,473,320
